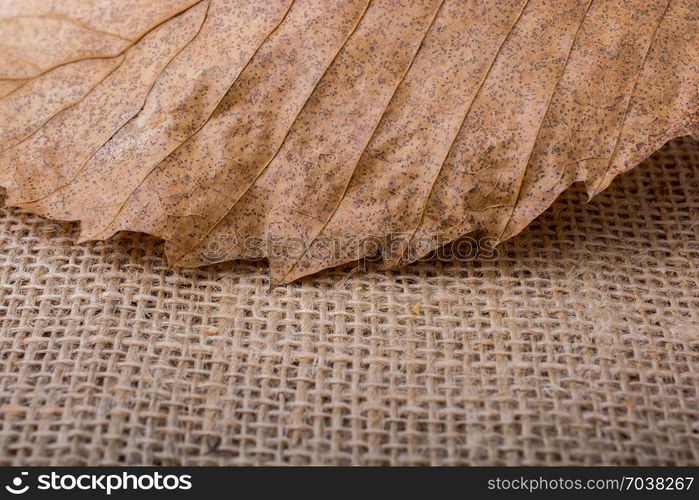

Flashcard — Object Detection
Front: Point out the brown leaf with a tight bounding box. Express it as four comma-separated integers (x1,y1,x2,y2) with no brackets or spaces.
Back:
0,0,697,284
164,0,443,270
1,1,210,206
0,80,22,98
0,1,206,153
0,0,200,78
0,56,124,152
7,0,294,240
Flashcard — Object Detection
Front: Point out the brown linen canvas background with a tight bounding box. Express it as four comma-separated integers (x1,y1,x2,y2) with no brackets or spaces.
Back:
0,138,697,466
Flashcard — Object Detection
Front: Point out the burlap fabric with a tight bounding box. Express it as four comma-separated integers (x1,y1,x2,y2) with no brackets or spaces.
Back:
0,138,697,466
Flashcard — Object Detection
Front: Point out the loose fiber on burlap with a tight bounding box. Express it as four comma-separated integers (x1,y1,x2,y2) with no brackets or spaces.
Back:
0,138,697,466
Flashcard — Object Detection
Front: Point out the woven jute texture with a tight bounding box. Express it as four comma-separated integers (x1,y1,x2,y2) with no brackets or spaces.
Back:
0,138,697,466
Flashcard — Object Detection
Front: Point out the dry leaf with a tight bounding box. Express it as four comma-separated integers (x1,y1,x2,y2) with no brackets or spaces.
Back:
0,0,697,284
6,0,294,232
0,0,203,150
0,80,22,98
0,0,200,78
0,1,209,198
0,56,124,152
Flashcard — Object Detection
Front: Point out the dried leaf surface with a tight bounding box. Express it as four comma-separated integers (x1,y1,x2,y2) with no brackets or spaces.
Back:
0,56,124,152
10,0,294,240
0,1,206,174
1,0,697,283
97,0,372,242
0,0,200,79
0,80,22,98
1,1,209,206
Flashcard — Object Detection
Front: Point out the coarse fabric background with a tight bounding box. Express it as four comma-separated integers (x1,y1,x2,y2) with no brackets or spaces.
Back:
0,138,697,466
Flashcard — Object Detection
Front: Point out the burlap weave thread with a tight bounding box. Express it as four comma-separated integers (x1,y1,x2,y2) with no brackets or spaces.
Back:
0,138,697,465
